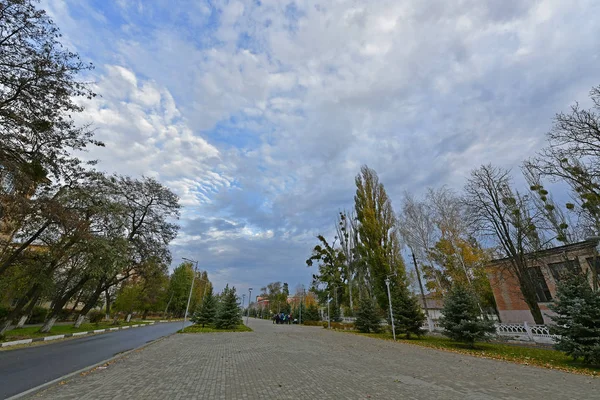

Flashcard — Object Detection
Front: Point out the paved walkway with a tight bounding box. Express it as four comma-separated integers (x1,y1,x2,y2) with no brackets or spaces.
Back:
30,318,598,399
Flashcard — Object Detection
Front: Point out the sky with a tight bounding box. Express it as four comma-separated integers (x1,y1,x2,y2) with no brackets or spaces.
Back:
40,0,600,295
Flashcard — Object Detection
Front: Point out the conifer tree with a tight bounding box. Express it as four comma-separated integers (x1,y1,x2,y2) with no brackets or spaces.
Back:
439,284,495,347
303,303,320,322
391,284,425,339
550,273,600,365
355,296,381,333
215,285,241,329
330,303,342,323
192,287,217,328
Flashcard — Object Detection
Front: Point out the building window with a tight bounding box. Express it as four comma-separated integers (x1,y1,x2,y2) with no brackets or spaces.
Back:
527,266,552,302
548,259,582,282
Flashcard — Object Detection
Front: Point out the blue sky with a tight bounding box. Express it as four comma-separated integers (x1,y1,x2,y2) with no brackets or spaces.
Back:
41,0,600,293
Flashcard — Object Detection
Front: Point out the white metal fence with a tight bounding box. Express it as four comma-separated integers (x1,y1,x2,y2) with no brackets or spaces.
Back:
343,317,559,344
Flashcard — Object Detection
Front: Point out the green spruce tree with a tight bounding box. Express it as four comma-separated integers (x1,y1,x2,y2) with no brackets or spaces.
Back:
355,296,381,333
391,284,425,339
293,302,305,322
303,303,320,322
330,303,342,323
439,285,495,347
192,287,217,328
215,285,241,329
550,272,600,365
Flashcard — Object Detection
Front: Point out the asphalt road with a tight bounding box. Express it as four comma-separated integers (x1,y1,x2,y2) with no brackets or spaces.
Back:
0,322,189,399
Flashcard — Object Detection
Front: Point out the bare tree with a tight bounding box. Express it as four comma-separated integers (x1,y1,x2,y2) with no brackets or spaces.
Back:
397,192,435,322
527,85,600,237
336,211,357,309
464,164,547,324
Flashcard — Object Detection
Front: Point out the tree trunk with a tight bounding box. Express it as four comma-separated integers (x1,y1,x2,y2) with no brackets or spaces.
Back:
70,289,84,312
39,316,58,334
15,314,28,329
73,282,105,327
0,285,41,334
105,289,111,320
520,280,544,324
73,314,85,328
0,221,51,277
40,276,90,333
0,319,12,334
15,293,42,329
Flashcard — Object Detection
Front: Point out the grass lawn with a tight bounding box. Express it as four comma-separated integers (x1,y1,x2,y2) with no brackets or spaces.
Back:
181,324,253,333
345,330,600,376
1,321,149,342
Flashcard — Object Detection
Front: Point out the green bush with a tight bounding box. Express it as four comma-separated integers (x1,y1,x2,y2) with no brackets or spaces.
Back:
302,320,322,326
28,306,49,324
88,310,105,324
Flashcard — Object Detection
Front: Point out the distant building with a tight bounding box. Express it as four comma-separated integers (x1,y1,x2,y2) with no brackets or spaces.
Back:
485,240,599,324
417,293,444,320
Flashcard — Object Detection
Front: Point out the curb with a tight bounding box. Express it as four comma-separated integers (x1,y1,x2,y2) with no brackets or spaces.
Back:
0,322,159,348
5,333,172,400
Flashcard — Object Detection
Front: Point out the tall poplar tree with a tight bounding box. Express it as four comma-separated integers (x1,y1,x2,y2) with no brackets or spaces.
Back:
354,165,406,310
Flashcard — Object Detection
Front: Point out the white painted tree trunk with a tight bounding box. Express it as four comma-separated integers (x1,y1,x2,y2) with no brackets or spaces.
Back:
126,314,131,322
0,319,11,335
39,316,57,333
73,314,85,328
16,315,28,328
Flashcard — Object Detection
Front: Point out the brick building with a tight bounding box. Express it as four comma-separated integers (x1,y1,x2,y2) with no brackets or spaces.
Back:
486,240,600,324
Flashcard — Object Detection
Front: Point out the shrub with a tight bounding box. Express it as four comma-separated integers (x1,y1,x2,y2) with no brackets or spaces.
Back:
325,322,355,330
550,272,600,365
439,285,495,348
302,320,322,326
355,297,381,333
28,306,49,324
88,310,105,324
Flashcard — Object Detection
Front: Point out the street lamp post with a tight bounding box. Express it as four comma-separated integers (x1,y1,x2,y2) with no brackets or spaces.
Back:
385,277,396,341
246,288,252,325
327,292,331,329
181,258,198,333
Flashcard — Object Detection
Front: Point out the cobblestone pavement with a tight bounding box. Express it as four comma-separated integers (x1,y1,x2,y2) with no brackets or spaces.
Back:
30,318,598,399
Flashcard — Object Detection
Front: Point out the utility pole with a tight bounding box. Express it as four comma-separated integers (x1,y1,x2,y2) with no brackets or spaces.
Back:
384,277,396,341
246,288,252,325
299,286,304,324
412,252,432,332
181,258,198,333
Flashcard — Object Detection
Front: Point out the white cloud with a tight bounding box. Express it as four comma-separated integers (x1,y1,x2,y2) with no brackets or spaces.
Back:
45,0,600,292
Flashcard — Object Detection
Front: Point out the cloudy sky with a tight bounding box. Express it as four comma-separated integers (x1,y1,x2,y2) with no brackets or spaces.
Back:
41,0,600,294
